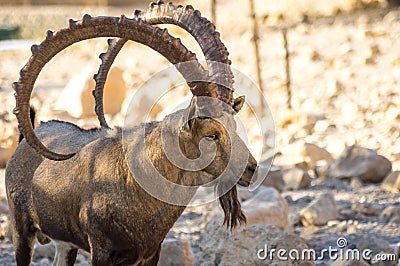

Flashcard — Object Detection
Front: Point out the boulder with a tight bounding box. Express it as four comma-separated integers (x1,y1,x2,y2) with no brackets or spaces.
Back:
323,145,392,182
56,65,127,118
300,193,338,226
381,171,400,193
197,221,314,266
242,187,289,230
283,167,311,190
158,238,194,266
261,165,285,192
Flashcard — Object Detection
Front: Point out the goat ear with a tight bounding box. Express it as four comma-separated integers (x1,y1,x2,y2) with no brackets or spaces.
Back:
232,96,245,113
180,97,198,135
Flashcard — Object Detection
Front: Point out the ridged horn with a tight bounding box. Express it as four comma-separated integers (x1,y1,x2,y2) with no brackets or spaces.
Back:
14,15,211,161
94,1,234,128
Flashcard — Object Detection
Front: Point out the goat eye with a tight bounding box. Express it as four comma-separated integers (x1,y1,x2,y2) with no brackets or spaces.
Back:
205,134,218,141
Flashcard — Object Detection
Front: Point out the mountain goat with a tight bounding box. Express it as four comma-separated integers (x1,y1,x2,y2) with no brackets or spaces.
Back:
6,5,258,266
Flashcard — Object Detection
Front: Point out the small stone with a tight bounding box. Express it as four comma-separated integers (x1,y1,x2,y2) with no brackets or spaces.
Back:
364,57,376,65
350,177,364,189
357,236,395,265
336,221,348,232
379,206,400,224
381,171,400,193
346,224,357,234
369,44,381,57
300,193,339,226
331,256,369,266
242,187,289,230
351,202,376,216
158,238,194,266
327,220,339,227
310,50,321,61
283,167,311,190
313,120,330,132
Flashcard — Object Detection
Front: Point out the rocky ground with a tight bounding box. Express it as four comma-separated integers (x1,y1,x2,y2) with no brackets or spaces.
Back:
0,0,400,265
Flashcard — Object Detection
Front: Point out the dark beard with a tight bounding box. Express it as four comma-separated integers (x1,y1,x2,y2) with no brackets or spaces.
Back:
216,183,246,230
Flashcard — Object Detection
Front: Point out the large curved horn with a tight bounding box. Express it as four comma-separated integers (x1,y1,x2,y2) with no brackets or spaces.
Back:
14,15,214,161
94,1,234,128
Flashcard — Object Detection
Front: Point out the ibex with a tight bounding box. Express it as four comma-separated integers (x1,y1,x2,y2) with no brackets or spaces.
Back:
6,2,258,266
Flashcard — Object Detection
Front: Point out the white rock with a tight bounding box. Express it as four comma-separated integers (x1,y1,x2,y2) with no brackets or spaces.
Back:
242,187,289,230
56,65,127,118
283,167,311,191
300,193,338,226
158,238,194,266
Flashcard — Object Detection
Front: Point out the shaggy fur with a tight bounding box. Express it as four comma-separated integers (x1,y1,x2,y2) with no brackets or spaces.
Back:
6,98,257,266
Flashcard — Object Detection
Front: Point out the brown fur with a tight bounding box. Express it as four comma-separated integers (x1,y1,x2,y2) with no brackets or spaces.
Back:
6,97,257,265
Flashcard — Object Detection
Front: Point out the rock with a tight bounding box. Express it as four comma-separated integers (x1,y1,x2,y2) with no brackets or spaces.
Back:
0,136,18,168
379,206,400,224
283,167,311,190
300,193,338,226
331,257,369,266
350,177,364,189
242,187,289,230
0,199,9,214
197,221,314,266
56,65,127,118
0,215,10,240
351,202,376,216
274,141,309,169
357,236,396,266
381,171,400,193
262,165,285,192
38,258,50,266
303,143,334,166
33,241,55,260
323,145,392,183
158,238,194,266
